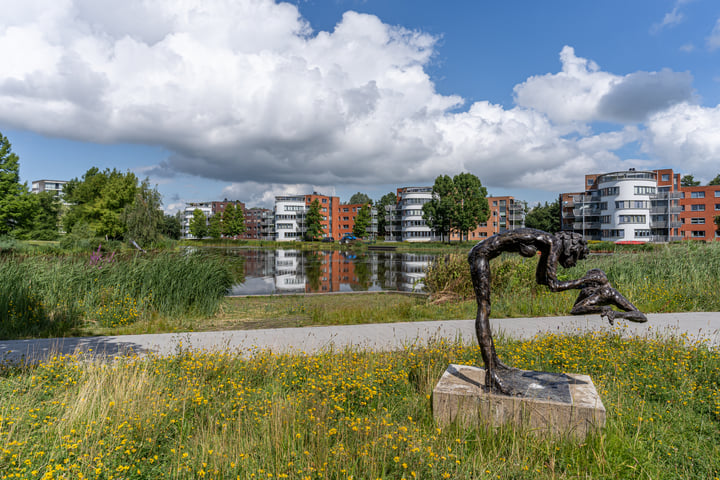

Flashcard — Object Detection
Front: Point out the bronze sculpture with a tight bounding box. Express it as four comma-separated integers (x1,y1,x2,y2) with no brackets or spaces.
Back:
468,228,647,394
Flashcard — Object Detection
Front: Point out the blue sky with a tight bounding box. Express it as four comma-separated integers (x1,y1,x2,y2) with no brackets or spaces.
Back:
2,0,719,212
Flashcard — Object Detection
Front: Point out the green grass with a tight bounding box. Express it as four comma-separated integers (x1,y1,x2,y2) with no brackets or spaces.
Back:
0,332,717,479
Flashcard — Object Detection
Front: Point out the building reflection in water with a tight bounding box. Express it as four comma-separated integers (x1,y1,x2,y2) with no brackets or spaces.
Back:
228,249,434,295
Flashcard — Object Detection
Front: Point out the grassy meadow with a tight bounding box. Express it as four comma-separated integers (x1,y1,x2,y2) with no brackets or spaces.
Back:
0,331,718,479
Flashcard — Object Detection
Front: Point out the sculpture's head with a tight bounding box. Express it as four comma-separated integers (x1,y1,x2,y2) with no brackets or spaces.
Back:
555,231,589,268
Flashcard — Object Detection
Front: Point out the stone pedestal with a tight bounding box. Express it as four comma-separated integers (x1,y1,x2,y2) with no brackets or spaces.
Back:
432,364,605,440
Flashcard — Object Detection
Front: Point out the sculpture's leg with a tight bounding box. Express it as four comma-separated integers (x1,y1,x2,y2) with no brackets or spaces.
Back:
571,286,647,324
469,253,512,393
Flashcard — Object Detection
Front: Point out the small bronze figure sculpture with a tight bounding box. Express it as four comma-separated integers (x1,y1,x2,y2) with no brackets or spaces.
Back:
468,228,646,394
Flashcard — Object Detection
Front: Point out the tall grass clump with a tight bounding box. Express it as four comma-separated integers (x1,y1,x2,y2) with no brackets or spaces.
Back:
0,251,233,339
424,242,720,316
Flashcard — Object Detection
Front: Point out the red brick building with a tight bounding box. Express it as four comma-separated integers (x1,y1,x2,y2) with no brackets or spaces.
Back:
679,185,720,241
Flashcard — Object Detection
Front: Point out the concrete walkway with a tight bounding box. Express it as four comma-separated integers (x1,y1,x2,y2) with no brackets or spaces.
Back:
1,312,718,364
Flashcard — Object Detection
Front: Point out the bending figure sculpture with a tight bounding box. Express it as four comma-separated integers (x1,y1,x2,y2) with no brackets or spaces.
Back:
468,228,647,394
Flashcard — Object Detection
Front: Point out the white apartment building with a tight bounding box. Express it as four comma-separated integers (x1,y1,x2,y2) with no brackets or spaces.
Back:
274,195,307,241
566,169,682,243
31,179,67,195
384,187,441,242
181,201,212,239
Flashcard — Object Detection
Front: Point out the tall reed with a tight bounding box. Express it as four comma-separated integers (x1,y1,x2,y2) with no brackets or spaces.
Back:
0,251,233,339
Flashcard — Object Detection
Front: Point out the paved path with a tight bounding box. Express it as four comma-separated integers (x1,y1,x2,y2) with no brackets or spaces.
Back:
1,312,718,364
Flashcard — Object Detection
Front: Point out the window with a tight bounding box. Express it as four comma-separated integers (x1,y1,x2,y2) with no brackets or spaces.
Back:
661,174,670,182
603,229,624,238
343,208,349,212
634,229,651,237
690,204,705,211
715,190,720,197
716,204,720,211
600,215,611,224
600,187,619,196
492,201,498,206
615,200,649,209
322,198,327,203
691,231,705,238
634,186,656,195
691,191,705,198
587,178,594,185
690,218,705,224
619,215,646,224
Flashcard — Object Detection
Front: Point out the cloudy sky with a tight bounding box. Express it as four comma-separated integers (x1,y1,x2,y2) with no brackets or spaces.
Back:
2,0,720,212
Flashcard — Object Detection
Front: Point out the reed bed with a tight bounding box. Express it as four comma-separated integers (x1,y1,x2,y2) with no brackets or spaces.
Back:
0,331,717,479
0,252,233,339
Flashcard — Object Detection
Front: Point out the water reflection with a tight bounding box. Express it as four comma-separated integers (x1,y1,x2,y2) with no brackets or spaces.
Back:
227,249,435,295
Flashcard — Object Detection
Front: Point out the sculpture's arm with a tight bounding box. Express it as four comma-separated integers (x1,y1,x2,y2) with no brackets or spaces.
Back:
540,247,607,292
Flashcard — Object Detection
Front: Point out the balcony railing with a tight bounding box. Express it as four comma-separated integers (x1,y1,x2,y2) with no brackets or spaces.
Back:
573,222,601,230
650,192,683,200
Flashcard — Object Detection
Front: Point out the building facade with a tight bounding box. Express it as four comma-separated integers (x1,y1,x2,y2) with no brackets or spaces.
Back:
243,207,274,240
449,195,525,241
679,185,720,241
383,188,524,242
181,200,245,239
274,193,378,241
382,187,439,242
561,168,719,243
31,179,67,195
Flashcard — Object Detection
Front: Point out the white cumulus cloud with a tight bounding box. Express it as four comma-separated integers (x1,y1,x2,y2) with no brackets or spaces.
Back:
514,46,693,124
0,0,715,203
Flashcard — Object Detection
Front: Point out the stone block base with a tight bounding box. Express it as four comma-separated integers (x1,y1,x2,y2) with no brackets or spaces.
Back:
432,364,605,440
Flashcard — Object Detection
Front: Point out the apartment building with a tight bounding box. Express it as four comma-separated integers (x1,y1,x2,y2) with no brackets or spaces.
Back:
274,193,378,241
560,168,719,243
449,195,525,241
384,188,524,242
679,185,720,241
181,200,245,239
243,207,274,240
31,179,67,195
383,187,439,242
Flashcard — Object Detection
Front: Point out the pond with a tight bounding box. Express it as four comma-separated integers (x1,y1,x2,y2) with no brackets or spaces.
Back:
222,248,436,295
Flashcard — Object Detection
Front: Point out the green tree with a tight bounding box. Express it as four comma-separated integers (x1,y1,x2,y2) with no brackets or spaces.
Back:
221,203,246,237
348,192,372,205
423,175,455,241
189,209,208,239
353,203,372,238
28,191,61,240
0,132,36,235
524,200,561,233
708,174,720,186
63,167,140,238
208,214,222,240
121,180,164,247
423,173,489,242
376,192,397,238
681,175,701,187
160,213,182,240
451,172,489,241
305,199,323,241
